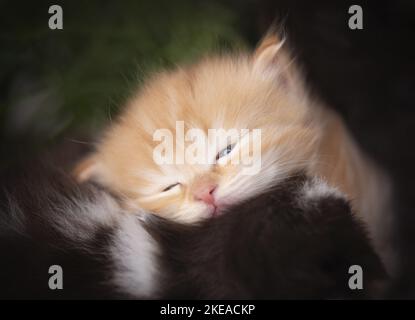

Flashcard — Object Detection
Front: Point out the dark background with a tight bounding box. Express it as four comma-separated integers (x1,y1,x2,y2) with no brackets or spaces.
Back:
0,0,414,298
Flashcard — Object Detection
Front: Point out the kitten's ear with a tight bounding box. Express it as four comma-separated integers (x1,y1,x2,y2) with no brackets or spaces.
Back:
253,32,287,69
73,154,106,183
253,30,298,85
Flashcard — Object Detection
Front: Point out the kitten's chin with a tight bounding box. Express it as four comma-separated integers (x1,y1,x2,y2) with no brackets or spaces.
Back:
207,204,221,218
154,203,228,224
180,204,224,223
196,204,219,220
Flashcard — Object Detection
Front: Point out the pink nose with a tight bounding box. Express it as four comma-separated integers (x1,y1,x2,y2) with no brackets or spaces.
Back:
193,184,217,205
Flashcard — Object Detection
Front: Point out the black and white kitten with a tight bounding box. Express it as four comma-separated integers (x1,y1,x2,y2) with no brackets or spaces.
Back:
0,160,386,299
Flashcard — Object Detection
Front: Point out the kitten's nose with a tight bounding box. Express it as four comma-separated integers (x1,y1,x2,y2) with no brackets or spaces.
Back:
193,184,217,205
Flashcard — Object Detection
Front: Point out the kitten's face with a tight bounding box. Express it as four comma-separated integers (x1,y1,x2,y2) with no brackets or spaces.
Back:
76,35,321,223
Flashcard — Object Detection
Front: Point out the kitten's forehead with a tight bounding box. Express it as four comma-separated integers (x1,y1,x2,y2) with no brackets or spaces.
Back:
134,55,283,133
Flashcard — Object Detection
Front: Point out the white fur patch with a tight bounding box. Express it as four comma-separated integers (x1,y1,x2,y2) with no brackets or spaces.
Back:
298,177,345,206
110,214,160,298
50,187,160,297
51,190,121,242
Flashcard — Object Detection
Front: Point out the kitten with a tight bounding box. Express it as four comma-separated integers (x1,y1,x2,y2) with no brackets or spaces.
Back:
0,160,386,299
74,31,395,273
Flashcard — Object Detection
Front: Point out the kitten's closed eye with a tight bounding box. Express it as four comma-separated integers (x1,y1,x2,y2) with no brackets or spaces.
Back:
216,144,235,160
162,183,181,192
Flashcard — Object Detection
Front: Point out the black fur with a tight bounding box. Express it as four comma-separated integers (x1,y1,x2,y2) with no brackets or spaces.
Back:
151,176,387,299
0,161,386,299
0,161,121,299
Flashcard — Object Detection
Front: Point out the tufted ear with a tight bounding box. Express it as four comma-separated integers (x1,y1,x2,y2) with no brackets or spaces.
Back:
253,33,286,69
252,30,300,88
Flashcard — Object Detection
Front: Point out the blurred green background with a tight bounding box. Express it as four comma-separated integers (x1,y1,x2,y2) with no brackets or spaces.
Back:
0,0,260,166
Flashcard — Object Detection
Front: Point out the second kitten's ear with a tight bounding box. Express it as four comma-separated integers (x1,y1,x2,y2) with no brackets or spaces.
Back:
73,155,106,183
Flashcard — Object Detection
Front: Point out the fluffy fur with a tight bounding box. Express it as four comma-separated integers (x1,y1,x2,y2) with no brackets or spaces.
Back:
0,160,386,299
0,161,159,299
75,32,394,273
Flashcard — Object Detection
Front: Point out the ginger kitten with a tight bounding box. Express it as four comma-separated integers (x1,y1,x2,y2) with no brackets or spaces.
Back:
75,32,395,273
